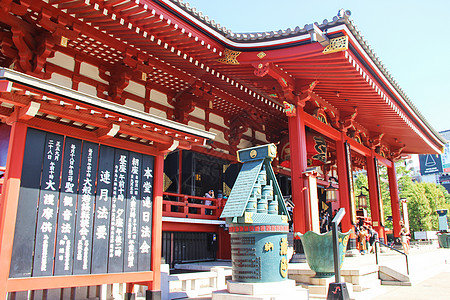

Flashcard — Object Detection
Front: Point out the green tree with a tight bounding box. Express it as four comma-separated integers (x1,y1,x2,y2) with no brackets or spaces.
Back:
353,161,450,234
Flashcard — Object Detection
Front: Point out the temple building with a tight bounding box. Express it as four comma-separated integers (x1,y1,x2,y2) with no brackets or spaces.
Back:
0,0,445,298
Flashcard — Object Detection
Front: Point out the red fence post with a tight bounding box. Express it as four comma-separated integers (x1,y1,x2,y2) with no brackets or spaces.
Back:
0,121,28,298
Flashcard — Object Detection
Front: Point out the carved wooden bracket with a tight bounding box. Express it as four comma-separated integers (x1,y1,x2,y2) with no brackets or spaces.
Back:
339,107,358,132
227,109,267,152
253,62,297,102
390,145,405,160
292,81,319,107
169,95,196,124
99,64,133,104
368,133,385,150
228,116,248,153
1,2,81,75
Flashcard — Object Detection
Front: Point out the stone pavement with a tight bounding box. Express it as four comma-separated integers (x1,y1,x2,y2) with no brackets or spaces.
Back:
179,244,450,299
355,245,450,299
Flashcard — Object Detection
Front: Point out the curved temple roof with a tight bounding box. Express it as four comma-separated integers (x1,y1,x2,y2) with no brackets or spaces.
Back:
0,0,444,157
160,0,446,154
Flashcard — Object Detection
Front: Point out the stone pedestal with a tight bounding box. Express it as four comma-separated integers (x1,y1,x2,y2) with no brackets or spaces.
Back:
212,279,308,300
289,252,307,263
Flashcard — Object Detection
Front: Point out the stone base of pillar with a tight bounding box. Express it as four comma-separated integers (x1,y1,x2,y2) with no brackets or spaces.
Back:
347,237,357,250
125,292,136,300
212,279,308,300
345,238,359,257
290,252,307,263
345,249,360,257
146,290,161,300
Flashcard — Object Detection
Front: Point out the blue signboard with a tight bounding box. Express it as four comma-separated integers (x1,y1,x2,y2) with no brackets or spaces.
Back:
419,154,443,175
440,174,450,194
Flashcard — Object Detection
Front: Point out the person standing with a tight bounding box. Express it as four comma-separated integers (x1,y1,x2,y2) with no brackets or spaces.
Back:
204,189,214,215
368,225,378,253
358,226,368,254
399,220,410,254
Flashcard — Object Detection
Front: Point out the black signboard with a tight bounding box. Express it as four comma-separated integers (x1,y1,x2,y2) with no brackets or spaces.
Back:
9,128,155,278
91,145,115,274
419,154,443,175
9,128,46,278
73,141,99,274
54,137,82,275
124,152,142,272
33,133,64,276
138,155,154,271
108,149,129,273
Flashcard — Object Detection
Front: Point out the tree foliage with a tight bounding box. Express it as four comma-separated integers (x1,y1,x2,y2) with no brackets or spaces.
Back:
354,160,450,233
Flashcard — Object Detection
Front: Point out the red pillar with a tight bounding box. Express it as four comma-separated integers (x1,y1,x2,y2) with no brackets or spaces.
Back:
0,121,28,299
335,133,352,232
148,153,164,295
388,163,401,240
366,152,385,239
288,107,310,233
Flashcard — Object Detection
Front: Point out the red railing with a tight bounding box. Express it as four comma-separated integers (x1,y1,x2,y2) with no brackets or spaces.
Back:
162,192,227,220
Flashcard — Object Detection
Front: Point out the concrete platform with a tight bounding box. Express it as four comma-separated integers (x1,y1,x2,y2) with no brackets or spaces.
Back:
172,245,450,300
211,280,308,300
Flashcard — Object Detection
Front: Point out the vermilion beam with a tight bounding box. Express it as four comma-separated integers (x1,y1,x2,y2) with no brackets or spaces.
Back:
7,272,153,292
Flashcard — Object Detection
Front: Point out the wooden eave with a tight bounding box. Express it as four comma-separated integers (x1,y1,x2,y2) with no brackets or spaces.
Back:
153,1,445,155
0,0,444,156
0,68,214,151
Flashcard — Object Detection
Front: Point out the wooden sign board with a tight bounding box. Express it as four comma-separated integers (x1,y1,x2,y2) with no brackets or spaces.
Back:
9,128,155,278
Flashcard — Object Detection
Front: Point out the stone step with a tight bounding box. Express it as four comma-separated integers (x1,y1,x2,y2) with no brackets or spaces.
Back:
379,265,410,282
381,280,412,286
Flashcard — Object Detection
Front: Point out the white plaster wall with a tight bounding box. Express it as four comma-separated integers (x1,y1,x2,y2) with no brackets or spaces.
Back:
125,99,145,112
124,80,145,98
242,128,252,139
150,89,170,107
80,62,108,84
77,82,97,97
209,113,225,127
210,128,227,144
149,107,167,118
47,52,75,71
238,139,253,149
48,73,72,88
255,131,268,142
188,121,205,131
190,107,205,119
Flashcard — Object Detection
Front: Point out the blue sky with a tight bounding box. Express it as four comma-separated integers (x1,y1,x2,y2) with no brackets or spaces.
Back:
185,0,450,133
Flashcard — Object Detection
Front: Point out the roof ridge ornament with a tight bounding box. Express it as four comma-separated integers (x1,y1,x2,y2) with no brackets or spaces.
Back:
337,9,352,20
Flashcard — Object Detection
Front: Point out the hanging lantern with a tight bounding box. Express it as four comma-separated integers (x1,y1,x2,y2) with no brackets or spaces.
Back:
356,186,369,209
325,176,339,202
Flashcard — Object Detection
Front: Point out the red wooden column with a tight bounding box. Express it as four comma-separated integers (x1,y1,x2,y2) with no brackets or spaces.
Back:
335,133,352,233
366,152,385,239
147,153,164,298
288,106,310,233
0,121,28,299
388,163,401,241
